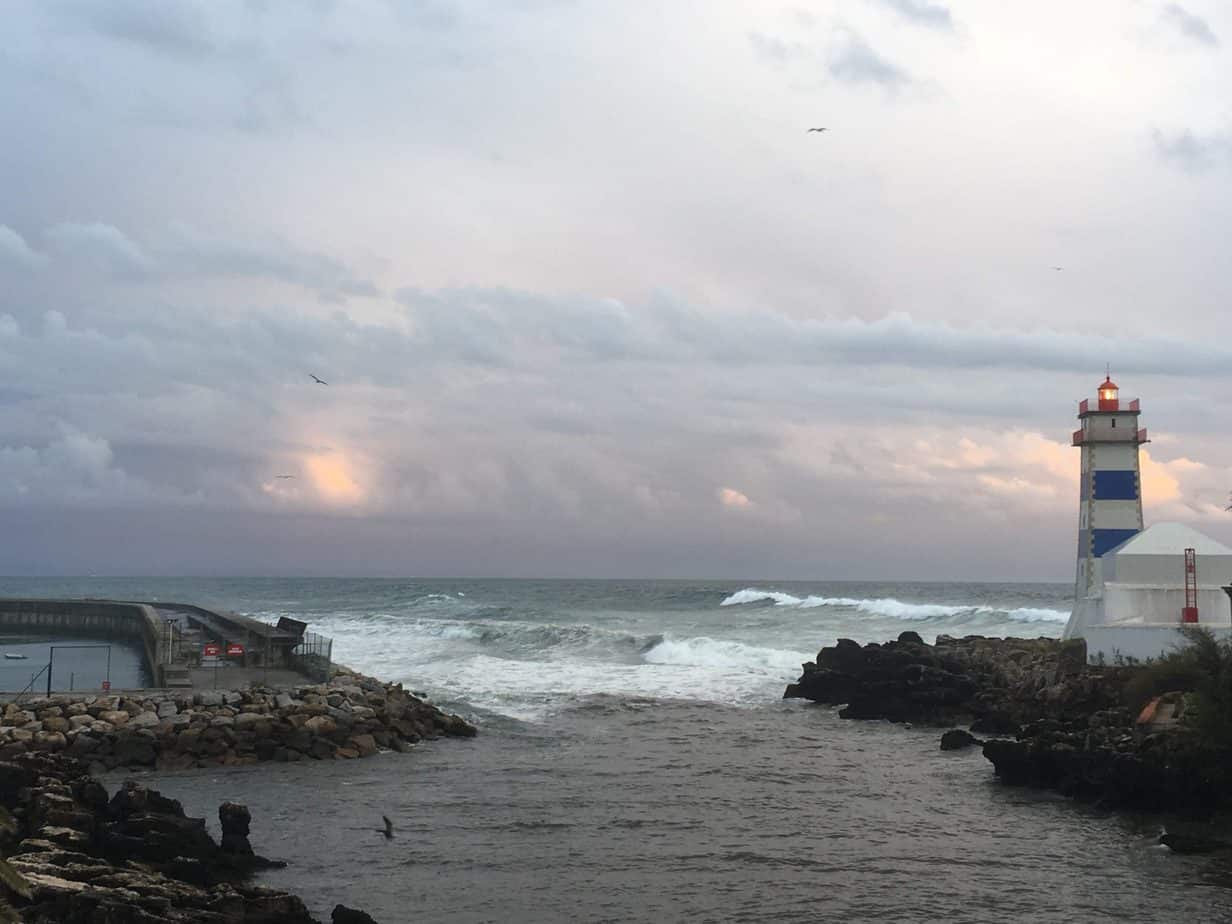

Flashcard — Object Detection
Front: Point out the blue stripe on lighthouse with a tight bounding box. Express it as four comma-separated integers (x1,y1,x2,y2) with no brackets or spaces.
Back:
1092,470,1138,500
1092,528,1139,557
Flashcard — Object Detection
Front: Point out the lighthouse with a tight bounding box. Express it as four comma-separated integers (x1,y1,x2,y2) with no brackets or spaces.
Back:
1062,375,1232,661
1070,374,1147,599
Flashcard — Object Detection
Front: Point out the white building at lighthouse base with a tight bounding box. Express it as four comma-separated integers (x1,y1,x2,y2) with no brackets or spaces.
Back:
1064,522,1232,663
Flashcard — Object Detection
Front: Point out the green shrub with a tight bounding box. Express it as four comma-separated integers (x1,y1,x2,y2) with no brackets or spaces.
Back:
1123,627,1232,745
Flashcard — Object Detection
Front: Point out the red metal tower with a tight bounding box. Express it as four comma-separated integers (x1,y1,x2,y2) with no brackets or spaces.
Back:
1182,547,1199,624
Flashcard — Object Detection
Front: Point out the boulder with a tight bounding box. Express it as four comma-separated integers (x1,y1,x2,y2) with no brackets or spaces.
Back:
234,712,268,731
304,715,337,736
112,735,157,767
31,732,67,752
219,802,253,855
939,729,983,751
333,905,381,924
128,711,161,729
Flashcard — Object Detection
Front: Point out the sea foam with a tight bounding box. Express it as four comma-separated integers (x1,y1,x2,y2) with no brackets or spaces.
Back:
719,588,1068,623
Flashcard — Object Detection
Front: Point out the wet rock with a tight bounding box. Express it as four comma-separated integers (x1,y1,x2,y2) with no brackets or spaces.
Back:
333,904,381,923
219,802,253,855
304,715,337,736
940,729,983,751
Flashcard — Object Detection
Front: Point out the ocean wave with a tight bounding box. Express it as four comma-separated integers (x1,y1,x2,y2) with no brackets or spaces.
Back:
641,636,805,671
719,588,1067,623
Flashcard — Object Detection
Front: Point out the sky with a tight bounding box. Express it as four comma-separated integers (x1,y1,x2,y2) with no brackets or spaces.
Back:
2,0,1232,580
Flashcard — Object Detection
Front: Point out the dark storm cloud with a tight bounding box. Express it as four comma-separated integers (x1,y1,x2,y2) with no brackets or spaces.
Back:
875,0,953,30
827,31,911,89
1161,4,1219,46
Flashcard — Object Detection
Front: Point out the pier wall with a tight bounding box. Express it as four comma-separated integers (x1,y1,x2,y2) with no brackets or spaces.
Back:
0,600,163,687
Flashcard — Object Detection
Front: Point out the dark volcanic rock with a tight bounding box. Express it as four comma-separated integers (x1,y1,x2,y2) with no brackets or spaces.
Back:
333,904,381,923
1160,832,1232,854
219,801,253,855
0,753,315,921
940,729,983,751
785,634,1124,729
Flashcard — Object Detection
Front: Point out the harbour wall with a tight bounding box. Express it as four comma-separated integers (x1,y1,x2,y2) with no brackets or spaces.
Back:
0,599,163,689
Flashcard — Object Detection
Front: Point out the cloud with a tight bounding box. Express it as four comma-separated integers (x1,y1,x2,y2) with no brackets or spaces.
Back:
0,427,192,506
44,222,155,278
828,30,911,89
55,0,216,55
161,224,380,299
394,289,1232,377
748,32,812,65
1152,127,1232,171
718,487,752,509
876,0,953,30
0,226,49,271
1161,4,1219,46
39,220,378,299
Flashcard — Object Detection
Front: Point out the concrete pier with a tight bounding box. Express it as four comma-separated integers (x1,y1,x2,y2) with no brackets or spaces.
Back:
0,599,331,693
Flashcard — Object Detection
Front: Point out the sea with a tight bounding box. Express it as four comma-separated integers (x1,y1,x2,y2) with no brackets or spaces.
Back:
2,576,1230,923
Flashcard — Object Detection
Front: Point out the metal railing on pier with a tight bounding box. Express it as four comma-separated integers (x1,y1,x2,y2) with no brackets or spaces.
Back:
289,630,333,682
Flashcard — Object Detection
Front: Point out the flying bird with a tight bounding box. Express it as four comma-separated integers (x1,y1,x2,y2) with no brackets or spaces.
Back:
1052,266,1064,271
807,127,827,133
382,815,394,839
309,374,329,385
274,475,296,480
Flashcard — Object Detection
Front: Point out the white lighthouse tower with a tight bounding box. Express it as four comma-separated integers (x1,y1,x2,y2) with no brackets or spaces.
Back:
1063,375,1232,661
1070,373,1147,602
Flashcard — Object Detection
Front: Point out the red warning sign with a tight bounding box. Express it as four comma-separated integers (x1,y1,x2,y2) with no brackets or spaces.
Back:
226,643,245,657
203,643,221,657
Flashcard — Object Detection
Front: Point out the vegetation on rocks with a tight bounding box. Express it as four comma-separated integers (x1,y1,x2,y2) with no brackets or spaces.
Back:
785,630,1232,817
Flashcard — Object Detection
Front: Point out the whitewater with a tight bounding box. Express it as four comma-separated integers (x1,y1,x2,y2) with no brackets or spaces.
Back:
0,576,1071,722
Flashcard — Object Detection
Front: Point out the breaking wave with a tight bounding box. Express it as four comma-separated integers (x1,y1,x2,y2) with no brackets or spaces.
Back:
641,637,805,672
719,588,1068,624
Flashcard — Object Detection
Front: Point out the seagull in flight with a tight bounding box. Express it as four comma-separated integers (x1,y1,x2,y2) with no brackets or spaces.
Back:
382,815,394,839
807,127,827,133
309,374,328,385
274,475,296,479
1052,266,1064,271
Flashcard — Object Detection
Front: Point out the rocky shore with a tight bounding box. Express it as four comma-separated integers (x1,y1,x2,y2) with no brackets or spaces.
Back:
785,632,1232,817
0,750,382,922
0,665,481,921
0,667,475,773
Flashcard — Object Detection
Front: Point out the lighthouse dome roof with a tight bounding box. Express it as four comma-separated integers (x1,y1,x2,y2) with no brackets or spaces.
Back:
1110,522,1232,558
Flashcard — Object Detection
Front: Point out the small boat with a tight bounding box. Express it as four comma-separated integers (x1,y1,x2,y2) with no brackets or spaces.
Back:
3,654,28,660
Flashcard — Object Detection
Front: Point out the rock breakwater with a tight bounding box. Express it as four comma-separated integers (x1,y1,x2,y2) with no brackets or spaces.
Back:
0,667,475,772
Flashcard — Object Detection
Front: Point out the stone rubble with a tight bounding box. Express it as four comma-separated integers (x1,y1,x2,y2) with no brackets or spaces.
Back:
0,667,476,772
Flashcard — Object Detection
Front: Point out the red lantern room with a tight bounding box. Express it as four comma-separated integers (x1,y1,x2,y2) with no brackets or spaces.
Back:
1097,375,1119,412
